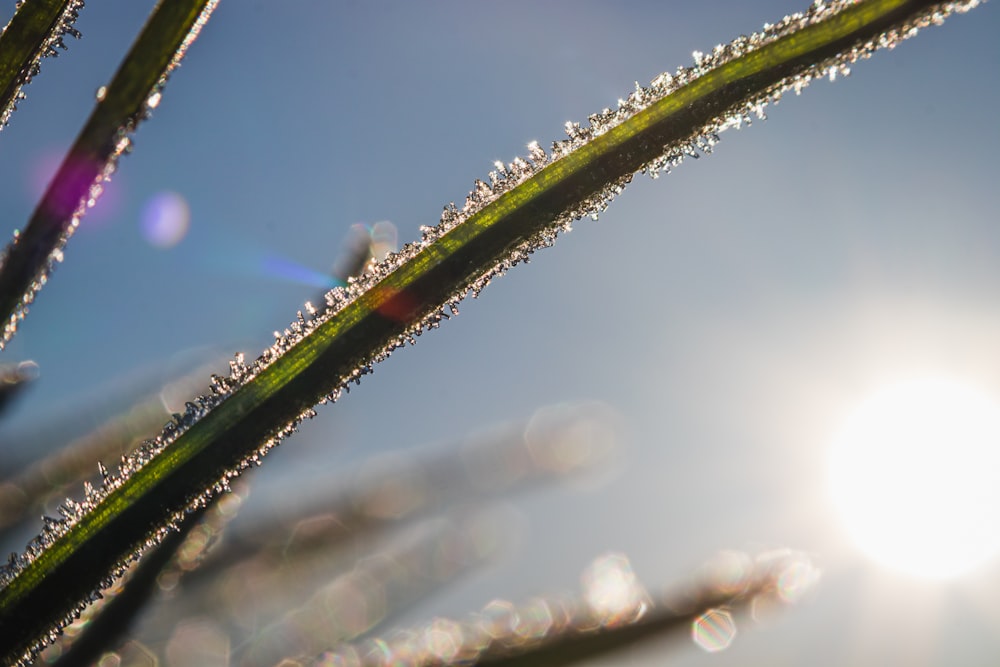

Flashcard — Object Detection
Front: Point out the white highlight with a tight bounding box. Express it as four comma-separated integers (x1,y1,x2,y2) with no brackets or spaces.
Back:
828,378,1000,579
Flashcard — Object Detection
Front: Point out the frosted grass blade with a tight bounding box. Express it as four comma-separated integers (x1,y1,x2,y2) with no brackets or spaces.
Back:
0,0,219,349
0,1,981,663
0,0,83,132
47,506,207,667
0,359,222,532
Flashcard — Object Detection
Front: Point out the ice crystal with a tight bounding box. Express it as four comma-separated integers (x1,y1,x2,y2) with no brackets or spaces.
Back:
0,1,980,662
0,0,85,130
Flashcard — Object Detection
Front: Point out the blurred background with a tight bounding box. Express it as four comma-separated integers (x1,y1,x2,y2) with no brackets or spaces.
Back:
1,1,999,665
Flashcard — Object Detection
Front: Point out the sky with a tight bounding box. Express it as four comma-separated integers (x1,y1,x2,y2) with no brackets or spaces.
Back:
1,1,1000,665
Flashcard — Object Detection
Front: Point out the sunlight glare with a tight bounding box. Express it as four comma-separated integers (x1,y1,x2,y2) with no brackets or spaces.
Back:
828,378,1000,579
140,191,190,248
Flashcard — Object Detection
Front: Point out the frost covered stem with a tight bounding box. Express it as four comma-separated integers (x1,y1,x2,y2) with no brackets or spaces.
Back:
0,0,218,349
49,506,207,667
0,0,82,129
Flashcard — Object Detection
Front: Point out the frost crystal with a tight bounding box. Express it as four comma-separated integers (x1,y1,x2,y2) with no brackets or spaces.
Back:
0,0,85,130
0,1,982,663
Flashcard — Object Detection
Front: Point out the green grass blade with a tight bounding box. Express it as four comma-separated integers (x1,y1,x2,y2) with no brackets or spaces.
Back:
0,0,980,663
48,506,207,667
0,359,219,533
0,0,83,131
0,0,219,350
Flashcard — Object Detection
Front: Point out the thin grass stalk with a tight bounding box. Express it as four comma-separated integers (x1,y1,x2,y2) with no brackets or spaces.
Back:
0,361,37,420
185,404,614,585
0,359,221,532
0,0,82,130
313,550,819,667
0,0,218,348
48,506,207,667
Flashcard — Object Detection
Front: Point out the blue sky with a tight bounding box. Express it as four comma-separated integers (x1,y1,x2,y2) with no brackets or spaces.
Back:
2,1,1000,665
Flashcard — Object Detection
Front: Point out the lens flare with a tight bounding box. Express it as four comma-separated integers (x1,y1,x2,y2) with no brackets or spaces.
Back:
30,149,122,226
692,608,736,653
140,191,190,248
260,255,340,289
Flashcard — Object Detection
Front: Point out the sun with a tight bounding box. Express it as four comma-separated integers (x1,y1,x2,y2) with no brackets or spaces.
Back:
827,378,1000,579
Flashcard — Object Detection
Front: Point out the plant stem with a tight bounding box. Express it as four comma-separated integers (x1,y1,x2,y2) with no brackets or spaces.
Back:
0,0,82,131
0,0,218,349
49,506,206,667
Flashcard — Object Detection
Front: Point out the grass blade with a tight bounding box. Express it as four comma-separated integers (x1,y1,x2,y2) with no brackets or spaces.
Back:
0,361,37,421
0,0,83,131
0,1,980,663
47,506,207,667
184,403,616,585
0,358,221,532
179,513,501,666
0,0,219,349
313,550,820,667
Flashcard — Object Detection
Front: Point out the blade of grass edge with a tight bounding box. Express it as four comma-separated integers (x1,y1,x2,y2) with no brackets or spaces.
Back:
0,0,978,664
0,357,224,533
0,0,219,349
48,506,208,667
